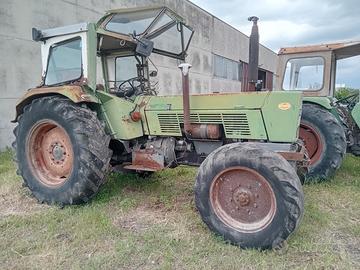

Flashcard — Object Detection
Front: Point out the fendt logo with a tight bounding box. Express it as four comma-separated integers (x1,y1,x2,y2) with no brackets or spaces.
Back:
278,102,292,111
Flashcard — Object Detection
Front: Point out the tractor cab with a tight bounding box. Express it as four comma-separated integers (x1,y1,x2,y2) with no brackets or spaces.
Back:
95,6,193,99
276,41,360,97
31,6,193,98
275,41,360,176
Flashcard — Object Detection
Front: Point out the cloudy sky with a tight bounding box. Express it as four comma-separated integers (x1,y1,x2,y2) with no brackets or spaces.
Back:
192,0,360,88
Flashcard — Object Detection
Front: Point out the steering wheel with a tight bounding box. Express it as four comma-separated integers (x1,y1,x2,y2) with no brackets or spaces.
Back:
117,77,141,98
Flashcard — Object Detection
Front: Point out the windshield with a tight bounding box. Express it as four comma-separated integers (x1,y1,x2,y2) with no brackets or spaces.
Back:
106,9,161,35
283,57,325,91
102,8,194,60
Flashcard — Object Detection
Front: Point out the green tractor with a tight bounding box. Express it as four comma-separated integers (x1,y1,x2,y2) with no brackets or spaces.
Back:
13,7,307,249
276,41,360,180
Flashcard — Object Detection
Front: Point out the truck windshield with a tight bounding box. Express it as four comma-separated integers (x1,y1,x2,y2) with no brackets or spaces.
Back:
283,57,324,91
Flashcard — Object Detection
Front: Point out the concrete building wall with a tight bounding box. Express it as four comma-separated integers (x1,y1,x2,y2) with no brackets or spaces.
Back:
0,0,278,150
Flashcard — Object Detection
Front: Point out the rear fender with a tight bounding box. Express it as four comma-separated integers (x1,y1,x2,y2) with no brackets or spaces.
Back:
303,96,333,110
303,97,341,122
13,85,99,122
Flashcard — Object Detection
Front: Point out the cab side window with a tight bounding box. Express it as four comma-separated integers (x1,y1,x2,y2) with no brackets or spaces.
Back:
283,57,324,91
45,38,82,86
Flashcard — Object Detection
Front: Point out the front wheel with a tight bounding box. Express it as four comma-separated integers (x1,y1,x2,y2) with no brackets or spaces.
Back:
195,143,304,249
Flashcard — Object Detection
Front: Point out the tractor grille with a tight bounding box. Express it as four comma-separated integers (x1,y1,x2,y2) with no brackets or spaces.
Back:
157,114,179,133
222,114,251,136
157,113,251,136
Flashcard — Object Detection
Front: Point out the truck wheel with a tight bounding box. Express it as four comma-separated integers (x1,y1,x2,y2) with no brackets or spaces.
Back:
300,103,346,181
13,96,112,205
195,143,304,249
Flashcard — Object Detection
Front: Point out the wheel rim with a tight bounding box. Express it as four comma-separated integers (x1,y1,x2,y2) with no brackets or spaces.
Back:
27,120,74,187
210,166,277,233
299,123,323,165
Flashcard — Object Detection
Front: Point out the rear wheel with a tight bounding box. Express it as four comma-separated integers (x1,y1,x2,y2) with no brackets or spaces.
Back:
13,96,112,205
195,143,304,249
300,103,346,181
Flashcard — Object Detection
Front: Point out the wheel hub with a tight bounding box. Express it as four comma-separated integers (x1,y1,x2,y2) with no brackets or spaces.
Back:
210,166,277,233
233,188,253,207
52,143,65,161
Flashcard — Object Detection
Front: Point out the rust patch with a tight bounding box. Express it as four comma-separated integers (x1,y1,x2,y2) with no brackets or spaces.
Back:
187,124,221,140
14,85,98,122
124,149,164,172
278,151,305,161
279,143,308,160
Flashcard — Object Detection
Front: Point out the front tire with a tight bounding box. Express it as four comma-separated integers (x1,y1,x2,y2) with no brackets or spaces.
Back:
300,103,346,181
13,96,112,205
195,143,304,249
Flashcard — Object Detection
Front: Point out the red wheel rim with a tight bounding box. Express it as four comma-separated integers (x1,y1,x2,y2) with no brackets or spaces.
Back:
299,122,323,165
26,120,74,187
210,166,277,233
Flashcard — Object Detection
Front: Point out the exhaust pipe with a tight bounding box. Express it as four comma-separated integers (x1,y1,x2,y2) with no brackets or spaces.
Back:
247,16,259,91
179,63,192,135
178,63,221,140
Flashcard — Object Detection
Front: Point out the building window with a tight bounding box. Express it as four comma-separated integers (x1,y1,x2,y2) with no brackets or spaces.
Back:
213,54,242,81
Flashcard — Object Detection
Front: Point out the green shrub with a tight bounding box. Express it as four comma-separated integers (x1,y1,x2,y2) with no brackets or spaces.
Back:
335,87,359,100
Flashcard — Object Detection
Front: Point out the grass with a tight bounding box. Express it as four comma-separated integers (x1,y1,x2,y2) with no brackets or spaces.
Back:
0,150,359,269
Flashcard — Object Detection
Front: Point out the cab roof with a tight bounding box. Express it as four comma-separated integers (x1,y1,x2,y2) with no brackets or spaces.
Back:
278,40,360,60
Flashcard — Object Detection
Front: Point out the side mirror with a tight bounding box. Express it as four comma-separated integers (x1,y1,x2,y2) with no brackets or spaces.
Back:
149,70,158,77
32,27,43,42
136,38,154,57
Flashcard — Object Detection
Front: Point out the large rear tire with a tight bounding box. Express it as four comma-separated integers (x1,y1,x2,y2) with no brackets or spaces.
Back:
195,143,304,249
300,103,346,181
13,96,112,205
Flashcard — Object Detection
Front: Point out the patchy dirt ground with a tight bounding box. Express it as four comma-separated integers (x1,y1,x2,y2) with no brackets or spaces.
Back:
0,150,359,269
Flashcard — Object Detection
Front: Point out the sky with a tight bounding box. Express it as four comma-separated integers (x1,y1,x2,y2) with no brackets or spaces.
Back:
192,0,360,88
